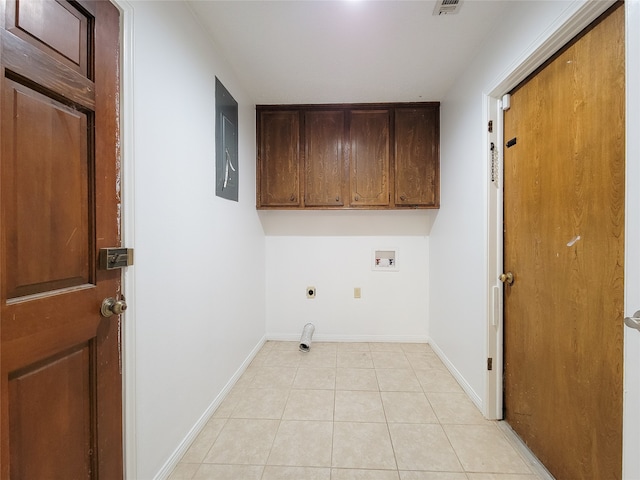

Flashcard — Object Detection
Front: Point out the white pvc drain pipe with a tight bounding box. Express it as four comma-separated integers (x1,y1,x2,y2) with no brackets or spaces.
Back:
299,323,315,352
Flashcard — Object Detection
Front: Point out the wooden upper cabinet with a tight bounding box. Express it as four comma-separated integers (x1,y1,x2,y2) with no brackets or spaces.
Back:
257,110,300,207
256,103,439,210
394,106,440,207
304,110,345,207
349,109,390,207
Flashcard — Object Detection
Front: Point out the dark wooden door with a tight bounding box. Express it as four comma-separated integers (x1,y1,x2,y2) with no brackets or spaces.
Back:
503,5,624,479
257,110,301,207
0,0,123,478
349,109,390,207
304,110,346,207
394,106,439,207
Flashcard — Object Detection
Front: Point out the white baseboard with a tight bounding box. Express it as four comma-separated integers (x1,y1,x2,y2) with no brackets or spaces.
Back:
427,336,483,411
153,335,267,480
265,333,429,343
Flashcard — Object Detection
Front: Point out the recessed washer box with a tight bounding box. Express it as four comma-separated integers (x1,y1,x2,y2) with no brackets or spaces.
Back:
372,249,398,271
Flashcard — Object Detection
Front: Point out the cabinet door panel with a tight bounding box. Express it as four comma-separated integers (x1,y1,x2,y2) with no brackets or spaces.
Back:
350,110,390,206
305,110,345,206
258,111,300,206
395,107,439,207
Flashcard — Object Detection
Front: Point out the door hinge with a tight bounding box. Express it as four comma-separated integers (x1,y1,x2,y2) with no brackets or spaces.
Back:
488,120,493,133
487,357,493,371
490,142,499,185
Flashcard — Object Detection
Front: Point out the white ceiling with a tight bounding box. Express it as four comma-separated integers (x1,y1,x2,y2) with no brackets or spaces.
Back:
187,0,514,105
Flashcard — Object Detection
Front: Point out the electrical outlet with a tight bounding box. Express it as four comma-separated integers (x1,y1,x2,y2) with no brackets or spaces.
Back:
354,287,361,299
306,286,316,299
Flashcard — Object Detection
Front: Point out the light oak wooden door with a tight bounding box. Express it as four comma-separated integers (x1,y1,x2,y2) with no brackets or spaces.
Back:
0,0,123,478
503,5,625,479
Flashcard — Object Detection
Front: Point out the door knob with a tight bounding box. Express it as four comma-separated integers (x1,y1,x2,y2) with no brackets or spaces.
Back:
101,297,127,318
624,310,640,331
499,272,515,285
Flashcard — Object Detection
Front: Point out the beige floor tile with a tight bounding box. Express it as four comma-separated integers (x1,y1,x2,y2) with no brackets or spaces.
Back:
170,342,551,480
230,387,289,419
336,368,379,391
334,390,386,422
337,342,371,352
168,463,199,480
249,366,297,389
193,464,263,479
405,352,445,370
376,369,422,392
263,466,331,479
264,350,303,367
294,367,336,390
427,393,490,425
443,425,532,474
307,342,338,353
211,387,244,419
269,341,300,351
466,475,539,480
299,351,338,368
332,422,397,470
399,343,431,353
267,420,333,467
399,472,468,480
234,366,259,388
369,343,405,352
414,369,463,393
381,392,439,424
372,351,411,369
332,468,401,479
179,419,226,463
250,349,272,367
203,418,279,465
283,389,335,421
388,423,462,472
337,351,374,368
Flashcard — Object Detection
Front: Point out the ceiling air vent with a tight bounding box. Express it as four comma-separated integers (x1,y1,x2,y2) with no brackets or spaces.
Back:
433,0,463,15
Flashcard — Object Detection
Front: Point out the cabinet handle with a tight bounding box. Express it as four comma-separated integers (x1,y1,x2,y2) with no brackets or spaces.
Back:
400,195,407,202
289,194,296,202
354,195,359,202
335,196,340,202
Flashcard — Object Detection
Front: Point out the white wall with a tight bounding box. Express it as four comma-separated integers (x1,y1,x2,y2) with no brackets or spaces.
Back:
125,2,265,478
430,0,616,408
264,215,430,341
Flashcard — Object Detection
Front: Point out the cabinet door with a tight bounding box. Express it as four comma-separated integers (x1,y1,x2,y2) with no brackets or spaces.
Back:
304,110,345,207
258,110,300,207
349,109,390,206
395,107,439,207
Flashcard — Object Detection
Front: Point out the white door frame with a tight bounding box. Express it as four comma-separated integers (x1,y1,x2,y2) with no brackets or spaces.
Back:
112,0,137,478
622,1,640,478
485,0,640,477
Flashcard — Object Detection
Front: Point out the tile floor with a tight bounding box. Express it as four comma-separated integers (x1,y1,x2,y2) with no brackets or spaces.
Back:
169,341,547,480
